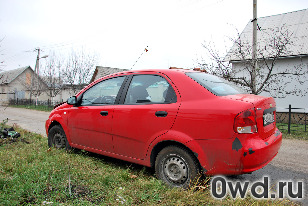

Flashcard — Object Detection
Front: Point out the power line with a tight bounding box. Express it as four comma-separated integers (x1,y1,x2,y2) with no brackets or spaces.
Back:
0,40,77,70
0,51,35,70
39,41,76,50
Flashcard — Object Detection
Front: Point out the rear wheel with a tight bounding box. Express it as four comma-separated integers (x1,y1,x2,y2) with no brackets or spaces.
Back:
155,146,200,189
48,125,71,150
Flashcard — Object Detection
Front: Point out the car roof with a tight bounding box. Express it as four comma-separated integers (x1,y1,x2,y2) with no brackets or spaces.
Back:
111,69,197,76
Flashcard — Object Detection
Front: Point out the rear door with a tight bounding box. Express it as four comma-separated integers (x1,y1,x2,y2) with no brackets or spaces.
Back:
67,76,126,152
112,73,180,159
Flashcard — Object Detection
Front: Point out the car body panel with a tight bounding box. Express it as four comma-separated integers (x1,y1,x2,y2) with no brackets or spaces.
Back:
66,105,114,152
112,103,180,159
46,111,71,141
192,128,282,175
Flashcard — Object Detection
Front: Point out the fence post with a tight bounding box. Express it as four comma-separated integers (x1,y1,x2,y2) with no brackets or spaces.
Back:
305,112,307,132
16,98,18,105
288,104,291,134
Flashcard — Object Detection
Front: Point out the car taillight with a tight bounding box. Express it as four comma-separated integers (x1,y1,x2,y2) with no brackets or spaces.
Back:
234,108,257,134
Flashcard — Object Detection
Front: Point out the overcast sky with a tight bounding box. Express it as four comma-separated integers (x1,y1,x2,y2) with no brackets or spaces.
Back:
0,0,307,72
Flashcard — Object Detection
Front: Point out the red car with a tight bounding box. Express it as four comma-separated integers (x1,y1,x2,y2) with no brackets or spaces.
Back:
46,69,282,188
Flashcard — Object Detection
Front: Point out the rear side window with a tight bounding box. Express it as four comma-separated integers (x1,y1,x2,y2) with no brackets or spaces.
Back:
186,72,244,96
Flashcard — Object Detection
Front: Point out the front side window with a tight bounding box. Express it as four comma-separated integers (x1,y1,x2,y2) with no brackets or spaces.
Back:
81,76,125,106
124,75,177,104
186,72,245,96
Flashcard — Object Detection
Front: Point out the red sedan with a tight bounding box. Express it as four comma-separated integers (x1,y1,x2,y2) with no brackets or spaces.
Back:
46,69,282,188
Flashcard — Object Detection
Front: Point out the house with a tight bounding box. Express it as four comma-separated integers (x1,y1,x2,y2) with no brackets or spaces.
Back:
90,66,128,83
0,66,49,105
0,66,130,105
52,83,87,102
225,9,308,111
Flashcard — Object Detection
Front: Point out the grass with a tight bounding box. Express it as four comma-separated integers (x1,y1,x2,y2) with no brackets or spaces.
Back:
8,104,54,112
277,123,308,140
0,125,298,205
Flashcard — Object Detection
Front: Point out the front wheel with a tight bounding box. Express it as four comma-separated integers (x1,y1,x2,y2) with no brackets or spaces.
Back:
48,125,71,150
155,146,200,189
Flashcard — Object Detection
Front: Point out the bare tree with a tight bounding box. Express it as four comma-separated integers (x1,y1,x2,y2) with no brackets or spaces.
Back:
200,25,308,98
42,53,63,102
61,49,97,95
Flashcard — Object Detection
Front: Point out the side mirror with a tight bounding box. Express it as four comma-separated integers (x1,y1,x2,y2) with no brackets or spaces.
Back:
67,96,77,105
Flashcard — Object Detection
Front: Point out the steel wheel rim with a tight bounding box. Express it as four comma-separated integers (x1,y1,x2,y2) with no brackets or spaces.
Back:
54,133,65,148
163,155,188,184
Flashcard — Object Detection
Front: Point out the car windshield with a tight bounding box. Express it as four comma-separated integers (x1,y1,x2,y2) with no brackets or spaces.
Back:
186,72,245,96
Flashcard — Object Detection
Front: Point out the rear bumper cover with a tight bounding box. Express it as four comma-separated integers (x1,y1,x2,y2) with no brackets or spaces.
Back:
195,128,282,175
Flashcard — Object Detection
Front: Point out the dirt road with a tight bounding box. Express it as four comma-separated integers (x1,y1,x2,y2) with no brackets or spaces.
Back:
1,106,307,203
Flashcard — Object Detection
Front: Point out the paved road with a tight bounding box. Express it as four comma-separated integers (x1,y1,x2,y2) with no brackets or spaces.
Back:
0,106,49,136
0,106,307,204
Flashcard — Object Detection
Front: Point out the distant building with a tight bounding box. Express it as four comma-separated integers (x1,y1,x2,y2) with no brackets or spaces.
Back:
0,66,49,104
225,9,308,111
90,66,128,83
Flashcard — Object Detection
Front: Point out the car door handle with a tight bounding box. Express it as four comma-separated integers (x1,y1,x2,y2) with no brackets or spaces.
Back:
155,111,168,117
100,111,109,116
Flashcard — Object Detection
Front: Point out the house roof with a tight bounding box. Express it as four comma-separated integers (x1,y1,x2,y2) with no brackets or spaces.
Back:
0,66,32,84
225,8,308,62
90,66,128,83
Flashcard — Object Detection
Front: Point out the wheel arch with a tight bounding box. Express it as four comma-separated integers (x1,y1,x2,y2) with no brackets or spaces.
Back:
48,120,62,132
150,140,200,169
47,115,72,144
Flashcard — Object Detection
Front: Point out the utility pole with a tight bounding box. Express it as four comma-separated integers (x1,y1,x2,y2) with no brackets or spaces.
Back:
34,48,40,106
252,0,257,94
34,48,48,106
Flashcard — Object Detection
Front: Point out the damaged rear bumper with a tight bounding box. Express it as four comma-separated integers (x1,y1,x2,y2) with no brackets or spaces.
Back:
194,128,282,175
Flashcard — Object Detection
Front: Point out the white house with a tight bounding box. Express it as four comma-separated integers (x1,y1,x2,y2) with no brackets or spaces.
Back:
225,9,308,112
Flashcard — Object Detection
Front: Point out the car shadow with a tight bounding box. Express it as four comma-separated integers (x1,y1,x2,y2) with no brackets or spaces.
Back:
68,148,155,177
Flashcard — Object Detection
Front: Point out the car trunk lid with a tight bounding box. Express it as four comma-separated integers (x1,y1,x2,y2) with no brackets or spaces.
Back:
225,94,277,140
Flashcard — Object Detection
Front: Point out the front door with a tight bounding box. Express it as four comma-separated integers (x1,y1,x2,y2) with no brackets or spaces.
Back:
67,76,125,152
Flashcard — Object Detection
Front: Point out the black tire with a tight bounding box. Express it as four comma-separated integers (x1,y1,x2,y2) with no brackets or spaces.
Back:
155,145,200,189
48,125,71,150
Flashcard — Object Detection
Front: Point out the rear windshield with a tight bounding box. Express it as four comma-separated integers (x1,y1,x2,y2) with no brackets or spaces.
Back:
186,72,245,96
